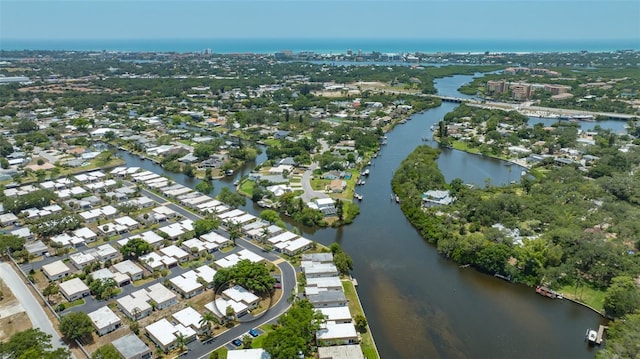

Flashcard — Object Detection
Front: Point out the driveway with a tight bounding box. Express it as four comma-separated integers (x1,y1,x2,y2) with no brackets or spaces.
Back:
0,262,68,351
301,163,329,203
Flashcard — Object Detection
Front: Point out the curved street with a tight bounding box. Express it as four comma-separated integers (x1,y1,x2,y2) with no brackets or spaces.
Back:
0,262,68,351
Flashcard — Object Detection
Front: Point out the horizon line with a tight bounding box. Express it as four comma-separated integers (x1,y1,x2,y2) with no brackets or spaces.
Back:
2,37,639,42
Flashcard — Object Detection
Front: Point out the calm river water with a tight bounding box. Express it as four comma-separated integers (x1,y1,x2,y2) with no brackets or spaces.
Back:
117,74,619,358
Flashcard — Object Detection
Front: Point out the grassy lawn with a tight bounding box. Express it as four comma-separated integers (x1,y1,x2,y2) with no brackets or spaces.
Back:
58,298,85,311
220,245,235,253
239,180,255,197
558,284,606,313
132,277,156,287
342,280,380,359
250,323,275,349
210,347,228,359
263,138,280,147
310,178,330,191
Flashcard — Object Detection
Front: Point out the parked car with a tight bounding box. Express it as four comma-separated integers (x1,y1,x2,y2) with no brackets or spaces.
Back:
232,339,242,347
248,329,259,337
274,283,282,289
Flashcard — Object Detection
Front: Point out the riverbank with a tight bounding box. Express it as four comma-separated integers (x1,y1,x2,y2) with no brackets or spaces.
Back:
342,279,381,359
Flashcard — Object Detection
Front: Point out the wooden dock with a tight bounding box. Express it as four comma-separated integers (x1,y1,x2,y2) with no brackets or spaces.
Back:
596,325,607,345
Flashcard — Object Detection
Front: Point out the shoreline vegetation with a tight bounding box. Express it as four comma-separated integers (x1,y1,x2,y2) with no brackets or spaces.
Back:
391,139,640,319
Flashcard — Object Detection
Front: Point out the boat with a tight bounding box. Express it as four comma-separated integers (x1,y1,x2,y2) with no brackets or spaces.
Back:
494,273,512,282
430,125,435,131
536,286,560,299
362,169,370,177
225,169,234,176
354,193,363,201
585,329,598,344
233,180,240,186
395,194,400,203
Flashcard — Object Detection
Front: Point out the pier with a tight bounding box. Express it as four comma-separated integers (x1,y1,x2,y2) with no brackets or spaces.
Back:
596,325,607,345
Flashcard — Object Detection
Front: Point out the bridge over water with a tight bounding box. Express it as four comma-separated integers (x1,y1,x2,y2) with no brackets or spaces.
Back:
426,95,637,121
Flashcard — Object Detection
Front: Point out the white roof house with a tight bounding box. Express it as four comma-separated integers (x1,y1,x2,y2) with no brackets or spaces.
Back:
145,283,178,310
318,307,353,323
204,298,248,321
169,273,204,299
223,285,259,308
88,306,122,336
145,318,196,353
160,245,189,262
91,268,131,287
227,349,271,359
112,260,144,281
316,322,359,346
112,333,151,359
200,231,230,247
58,277,90,301
42,260,72,281
172,306,205,333
117,292,152,320
318,345,365,359
422,190,456,206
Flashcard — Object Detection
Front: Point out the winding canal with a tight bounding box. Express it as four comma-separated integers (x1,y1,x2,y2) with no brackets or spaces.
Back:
116,74,622,358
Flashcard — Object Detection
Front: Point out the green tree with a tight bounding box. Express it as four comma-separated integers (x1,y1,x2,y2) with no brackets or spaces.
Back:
354,314,368,333
89,278,117,300
259,209,280,224
59,312,94,341
603,276,640,318
199,311,218,338
91,344,120,359
119,237,152,259
262,300,324,358
195,180,214,194
242,335,253,349
183,163,195,177
213,259,276,296
194,218,220,237
0,328,70,359
596,311,640,359
218,187,246,208
43,283,59,302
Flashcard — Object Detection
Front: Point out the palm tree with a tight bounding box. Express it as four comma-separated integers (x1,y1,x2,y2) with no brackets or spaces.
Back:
227,221,242,246
260,227,270,243
199,311,216,338
175,332,187,353
132,307,141,321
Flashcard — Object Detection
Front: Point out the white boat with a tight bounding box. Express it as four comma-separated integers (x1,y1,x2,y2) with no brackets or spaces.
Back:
586,329,598,344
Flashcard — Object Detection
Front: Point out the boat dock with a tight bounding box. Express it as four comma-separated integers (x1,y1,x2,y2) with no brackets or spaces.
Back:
595,325,607,345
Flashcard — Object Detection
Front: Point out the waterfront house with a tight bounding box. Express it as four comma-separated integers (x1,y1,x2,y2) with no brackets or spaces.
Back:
422,190,456,207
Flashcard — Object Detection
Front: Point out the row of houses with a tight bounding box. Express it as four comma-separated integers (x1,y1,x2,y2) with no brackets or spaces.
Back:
300,253,363,357
111,166,316,256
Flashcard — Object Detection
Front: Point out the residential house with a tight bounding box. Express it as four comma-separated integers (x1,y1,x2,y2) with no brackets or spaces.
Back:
58,277,90,301
88,306,122,336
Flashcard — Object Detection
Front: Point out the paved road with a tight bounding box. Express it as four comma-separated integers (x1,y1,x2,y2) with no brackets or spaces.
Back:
0,262,68,351
138,187,297,359
300,163,329,203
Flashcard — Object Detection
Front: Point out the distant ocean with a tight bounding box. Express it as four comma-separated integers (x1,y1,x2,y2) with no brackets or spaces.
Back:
1,38,638,54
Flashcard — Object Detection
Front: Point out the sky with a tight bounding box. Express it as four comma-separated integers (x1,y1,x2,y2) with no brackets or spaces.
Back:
1,0,639,41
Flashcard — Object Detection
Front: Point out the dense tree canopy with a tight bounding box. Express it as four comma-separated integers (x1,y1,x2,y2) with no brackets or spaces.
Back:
603,276,640,319
59,312,94,341
0,328,71,359
262,300,325,358
392,144,640,296
596,311,640,359
90,344,120,359
119,237,152,259
213,259,276,295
